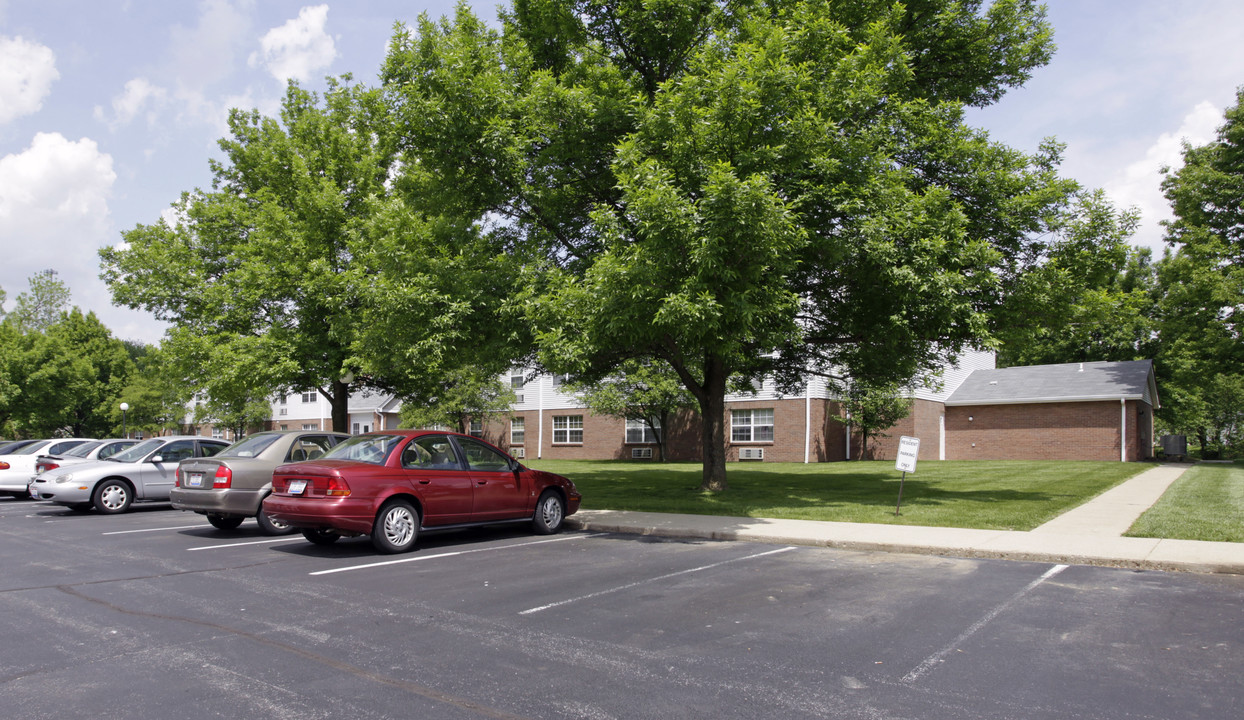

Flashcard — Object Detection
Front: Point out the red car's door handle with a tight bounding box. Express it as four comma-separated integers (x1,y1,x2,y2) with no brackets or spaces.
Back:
417,480,430,485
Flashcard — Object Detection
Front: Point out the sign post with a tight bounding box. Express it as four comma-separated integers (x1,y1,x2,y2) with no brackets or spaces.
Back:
894,436,920,516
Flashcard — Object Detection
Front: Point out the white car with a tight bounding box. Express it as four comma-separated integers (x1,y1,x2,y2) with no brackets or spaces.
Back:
0,438,95,498
31,438,141,477
30,436,229,513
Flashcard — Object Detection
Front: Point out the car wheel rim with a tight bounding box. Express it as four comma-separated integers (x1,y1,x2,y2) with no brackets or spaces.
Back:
383,507,415,546
541,496,563,528
101,485,127,510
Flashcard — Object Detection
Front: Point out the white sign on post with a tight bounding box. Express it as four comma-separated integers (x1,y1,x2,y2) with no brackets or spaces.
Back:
895,436,920,473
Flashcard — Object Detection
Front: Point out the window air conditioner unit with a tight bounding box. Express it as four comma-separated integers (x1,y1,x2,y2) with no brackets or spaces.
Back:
512,447,525,459
738,447,764,461
632,447,653,459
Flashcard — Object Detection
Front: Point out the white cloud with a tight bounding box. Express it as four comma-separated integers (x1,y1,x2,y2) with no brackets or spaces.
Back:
0,35,59,124
93,77,168,129
1103,101,1225,252
248,4,337,84
0,132,115,239
0,133,121,331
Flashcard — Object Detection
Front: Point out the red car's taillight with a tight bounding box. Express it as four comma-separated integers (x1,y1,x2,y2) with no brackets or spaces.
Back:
324,478,350,497
213,465,233,489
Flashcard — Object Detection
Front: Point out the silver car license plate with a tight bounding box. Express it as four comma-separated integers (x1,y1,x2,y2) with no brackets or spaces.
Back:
188,473,203,487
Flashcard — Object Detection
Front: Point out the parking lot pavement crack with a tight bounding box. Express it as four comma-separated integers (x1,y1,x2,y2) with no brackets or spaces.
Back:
53,583,533,720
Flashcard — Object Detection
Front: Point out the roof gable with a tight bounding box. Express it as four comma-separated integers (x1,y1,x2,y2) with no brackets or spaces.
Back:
945,360,1157,407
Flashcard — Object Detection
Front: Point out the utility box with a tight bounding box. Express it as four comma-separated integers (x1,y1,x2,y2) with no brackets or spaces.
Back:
1159,435,1187,460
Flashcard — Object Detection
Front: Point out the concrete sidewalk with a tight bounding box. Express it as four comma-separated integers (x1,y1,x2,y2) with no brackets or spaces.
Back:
565,463,1244,574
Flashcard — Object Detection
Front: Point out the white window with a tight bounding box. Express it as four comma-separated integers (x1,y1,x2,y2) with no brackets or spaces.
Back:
553,415,583,444
302,423,318,431
626,418,660,444
352,422,360,435
731,408,774,442
511,417,525,445
212,427,223,439
301,390,317,403
469,419,483,437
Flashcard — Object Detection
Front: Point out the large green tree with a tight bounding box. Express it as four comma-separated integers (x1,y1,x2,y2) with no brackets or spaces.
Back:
1155,89,1244,455
993,190,1159,367
101,78,398,432
15,309,135,437
382,0,1076,490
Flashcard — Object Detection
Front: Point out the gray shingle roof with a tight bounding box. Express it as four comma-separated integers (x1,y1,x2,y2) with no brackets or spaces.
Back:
945,360,1157,407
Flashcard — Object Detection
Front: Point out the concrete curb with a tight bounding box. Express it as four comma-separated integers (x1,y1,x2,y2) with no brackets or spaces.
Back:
565,506,1244,575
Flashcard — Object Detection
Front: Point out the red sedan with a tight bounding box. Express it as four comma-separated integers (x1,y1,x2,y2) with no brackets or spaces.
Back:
263,430,581,553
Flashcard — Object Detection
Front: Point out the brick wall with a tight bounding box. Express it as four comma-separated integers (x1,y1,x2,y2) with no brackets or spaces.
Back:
945,400,1154,461
864,398,943,461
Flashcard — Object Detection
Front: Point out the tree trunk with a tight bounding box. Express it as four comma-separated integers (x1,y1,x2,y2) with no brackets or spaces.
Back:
330,380,350,433
698,357,729,492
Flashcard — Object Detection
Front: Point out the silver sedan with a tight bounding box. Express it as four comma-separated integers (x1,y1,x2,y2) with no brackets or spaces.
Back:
30,436,230,513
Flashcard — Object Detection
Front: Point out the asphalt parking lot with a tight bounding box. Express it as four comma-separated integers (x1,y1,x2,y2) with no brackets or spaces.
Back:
2,497,1241,719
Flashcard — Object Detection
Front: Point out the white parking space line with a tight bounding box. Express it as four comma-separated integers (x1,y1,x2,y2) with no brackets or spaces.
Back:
519,546,798,616
103,524,210,535
189,537,309,551
902,564,1069,685
310,534,592,576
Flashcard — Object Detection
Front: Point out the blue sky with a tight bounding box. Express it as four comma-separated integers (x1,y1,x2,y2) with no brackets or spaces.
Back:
2,1,1243,345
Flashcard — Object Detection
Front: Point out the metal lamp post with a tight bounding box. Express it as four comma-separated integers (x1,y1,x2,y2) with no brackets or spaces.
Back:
120,402,129,438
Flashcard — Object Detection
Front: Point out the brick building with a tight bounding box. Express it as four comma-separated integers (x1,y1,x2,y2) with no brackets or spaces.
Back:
943,360,1158,462
183,356,1158,464
483,356,1158,464
481,351,1001,463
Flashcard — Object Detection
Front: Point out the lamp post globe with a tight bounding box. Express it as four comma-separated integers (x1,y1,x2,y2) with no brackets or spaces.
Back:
120,402,129,438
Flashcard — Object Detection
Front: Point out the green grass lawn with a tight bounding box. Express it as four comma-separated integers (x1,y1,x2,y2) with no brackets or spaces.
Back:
1127,462,1244,542
528,459,1153,531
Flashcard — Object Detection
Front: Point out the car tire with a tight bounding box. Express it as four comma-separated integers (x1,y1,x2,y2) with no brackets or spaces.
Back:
532,490,565,535
93,479,133,514
371,500,419,554
302,528,339,546
255,507,296,536
206,514,244,530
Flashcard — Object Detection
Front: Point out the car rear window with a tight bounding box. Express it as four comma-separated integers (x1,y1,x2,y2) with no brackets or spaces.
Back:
219,433,281,458
321,434,403,465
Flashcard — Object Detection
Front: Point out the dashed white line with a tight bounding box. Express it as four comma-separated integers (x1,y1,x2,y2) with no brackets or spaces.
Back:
902,563,1069,684
188,537,309,551
102,524,209,535
309,534,592,576
519,546,798,615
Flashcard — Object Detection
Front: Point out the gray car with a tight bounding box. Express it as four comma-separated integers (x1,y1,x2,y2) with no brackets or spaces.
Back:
30,436,230,513
171,430,349,534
